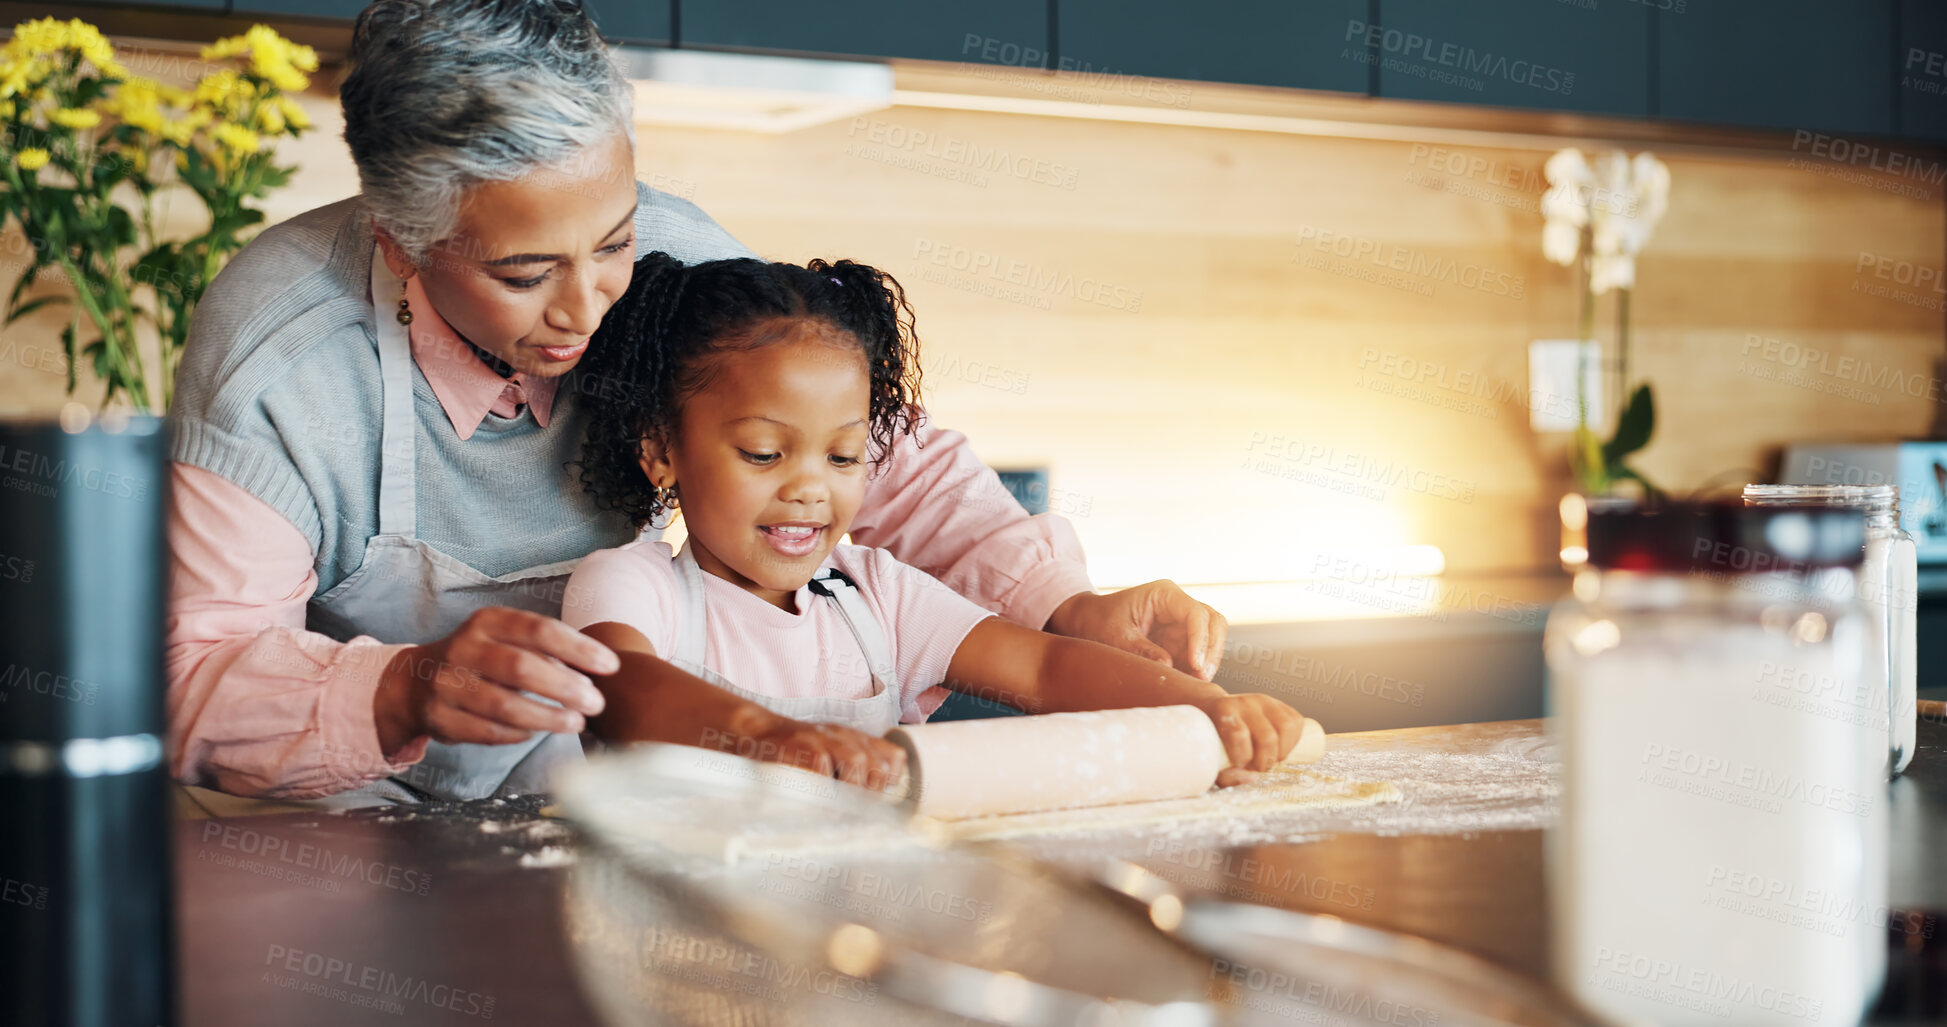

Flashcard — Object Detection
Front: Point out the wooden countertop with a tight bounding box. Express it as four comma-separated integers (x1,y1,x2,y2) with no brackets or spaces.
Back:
177,710,1947,1026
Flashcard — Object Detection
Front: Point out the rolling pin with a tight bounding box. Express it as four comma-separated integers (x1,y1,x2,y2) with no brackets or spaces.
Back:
885,705,1326,820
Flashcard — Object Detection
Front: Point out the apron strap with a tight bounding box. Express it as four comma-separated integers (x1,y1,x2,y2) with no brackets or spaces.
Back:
806,568,898,686
672,540,711,669
672,544,899,696
368,245,417,539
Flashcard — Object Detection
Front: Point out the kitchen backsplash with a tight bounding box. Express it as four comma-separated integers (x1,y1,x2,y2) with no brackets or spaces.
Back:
4,58,1939,587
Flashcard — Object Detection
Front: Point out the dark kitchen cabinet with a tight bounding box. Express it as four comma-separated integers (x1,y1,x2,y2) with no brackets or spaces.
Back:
1057,0,1368,95
64,0,224,9
1656,0,1895,135
586,0,673,45
226,0,365,17
1898,0,1947,141
222,0,670,42
680,1,1047,67
1372,0,1650,117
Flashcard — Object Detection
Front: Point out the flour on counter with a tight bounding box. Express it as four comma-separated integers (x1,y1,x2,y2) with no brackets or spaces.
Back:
518,846,576,868
937,767,1400,843
949,723,1560,860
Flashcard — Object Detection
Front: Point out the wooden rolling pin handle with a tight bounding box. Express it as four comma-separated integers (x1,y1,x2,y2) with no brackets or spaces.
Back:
1289,717,1327,765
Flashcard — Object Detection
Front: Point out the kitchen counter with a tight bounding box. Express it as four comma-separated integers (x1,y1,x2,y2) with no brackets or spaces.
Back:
177,709,1947,1026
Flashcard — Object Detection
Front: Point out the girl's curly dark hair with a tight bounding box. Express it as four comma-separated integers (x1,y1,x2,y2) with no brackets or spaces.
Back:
574,251,925,526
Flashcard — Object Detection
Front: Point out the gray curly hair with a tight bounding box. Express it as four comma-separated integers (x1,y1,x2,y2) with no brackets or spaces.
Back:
341,0,635,264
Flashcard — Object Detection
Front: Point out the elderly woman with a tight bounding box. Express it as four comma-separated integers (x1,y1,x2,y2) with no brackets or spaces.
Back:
166,0,1228,807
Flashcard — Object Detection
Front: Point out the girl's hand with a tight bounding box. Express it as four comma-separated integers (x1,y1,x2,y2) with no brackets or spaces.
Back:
1193,692,1307,777
1044,580,1229,680
738,719,909,794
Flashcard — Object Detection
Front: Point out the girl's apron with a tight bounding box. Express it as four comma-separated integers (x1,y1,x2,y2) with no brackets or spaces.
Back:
664,540,903,736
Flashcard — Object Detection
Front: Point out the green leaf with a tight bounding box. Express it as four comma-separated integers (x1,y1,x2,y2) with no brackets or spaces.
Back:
59,321,76,395
209,208,266,238
5,294,68,325
7,263,46,310
1602,384,1656,464
82,338,112,383
104,205,137,249
130,243,190,296
1572,423,1610,495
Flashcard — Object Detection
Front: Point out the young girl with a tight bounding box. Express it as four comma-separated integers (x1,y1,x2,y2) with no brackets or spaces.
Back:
564,252,1308,792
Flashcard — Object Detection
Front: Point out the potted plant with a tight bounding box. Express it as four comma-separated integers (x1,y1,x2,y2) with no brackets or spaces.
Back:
1541,147,1670,497
0,18,314,412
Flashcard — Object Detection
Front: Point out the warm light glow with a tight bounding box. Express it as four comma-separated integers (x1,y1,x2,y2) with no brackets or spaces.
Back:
826,924,883,978
1177,544,1450,625
1149,894,1185,931
1559,492,1589,531
1383,544,1448,577
58,402,90,434
1570,618,1622,656
1560,545,1589,566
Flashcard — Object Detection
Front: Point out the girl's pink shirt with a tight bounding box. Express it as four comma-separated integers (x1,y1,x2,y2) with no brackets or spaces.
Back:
560,539,998,723
165,284,1091,798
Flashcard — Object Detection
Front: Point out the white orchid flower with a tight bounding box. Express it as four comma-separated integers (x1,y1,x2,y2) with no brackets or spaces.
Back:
1631,151,1670,223
1544,148,1591,189
1540,147,1669,283
1542,218,1582,266
1541,147,1594,266
1590,253,1635,295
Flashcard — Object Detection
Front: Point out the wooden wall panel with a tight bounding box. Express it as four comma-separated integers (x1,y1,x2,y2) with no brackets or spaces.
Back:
3,57,1938,589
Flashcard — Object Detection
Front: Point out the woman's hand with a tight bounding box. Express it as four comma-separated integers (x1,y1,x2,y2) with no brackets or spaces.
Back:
1193,692,1307,779
730,719,909,794
374,607,616,754
1044,580,1230,680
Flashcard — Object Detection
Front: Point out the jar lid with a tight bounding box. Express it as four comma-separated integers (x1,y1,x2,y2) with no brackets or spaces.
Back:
1586,500,1865,573
1743,483,1897,512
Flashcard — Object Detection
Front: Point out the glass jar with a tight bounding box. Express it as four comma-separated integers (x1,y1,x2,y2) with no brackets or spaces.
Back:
1746,484,1918,776
1547,501,1887,1027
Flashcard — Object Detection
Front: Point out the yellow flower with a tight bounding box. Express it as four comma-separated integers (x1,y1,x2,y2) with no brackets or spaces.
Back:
0,56,46,99
275,94,309,131
199,35,248,62
3,18,124,79
212,120,259,156
192,68,259,119
102,76,168,135
202,25,314,94
7,18,69,60
15,146,48,170
62,19,124,78
49,106,99,130
255,103,284,134
158,107,210,147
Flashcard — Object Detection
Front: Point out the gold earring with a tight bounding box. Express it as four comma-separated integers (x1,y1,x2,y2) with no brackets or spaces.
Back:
395,285,414,326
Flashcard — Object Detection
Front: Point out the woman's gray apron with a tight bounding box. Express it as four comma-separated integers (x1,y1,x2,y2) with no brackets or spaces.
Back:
291,249,590,802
